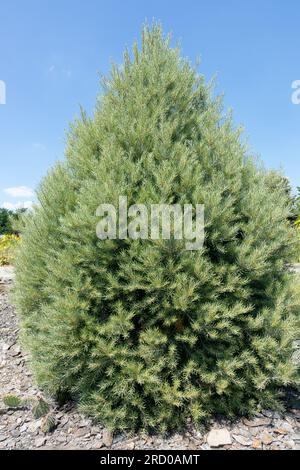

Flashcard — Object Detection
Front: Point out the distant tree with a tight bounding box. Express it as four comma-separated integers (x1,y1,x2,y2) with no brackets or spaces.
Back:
0,208,13,234
267,172,297,221
9,208,28,234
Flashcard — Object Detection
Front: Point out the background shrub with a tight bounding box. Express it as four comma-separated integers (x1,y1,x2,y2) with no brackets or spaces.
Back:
0,208,13,235
13,25,300,433
0,234,20,266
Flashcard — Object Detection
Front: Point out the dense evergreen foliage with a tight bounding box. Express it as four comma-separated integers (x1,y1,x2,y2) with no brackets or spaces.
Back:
0,208,13,234
13,25,300,432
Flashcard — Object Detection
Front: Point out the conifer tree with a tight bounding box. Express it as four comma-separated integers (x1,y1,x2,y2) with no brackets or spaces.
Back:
13,25,300,432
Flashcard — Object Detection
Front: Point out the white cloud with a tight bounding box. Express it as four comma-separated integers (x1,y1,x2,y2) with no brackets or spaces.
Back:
33,142,46,151
4,186,34,198
1,201,33,211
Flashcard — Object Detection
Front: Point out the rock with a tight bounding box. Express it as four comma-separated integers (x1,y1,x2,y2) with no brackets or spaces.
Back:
252,439,262,449
0,434,7,442
0,266,15,282
292,349,300,366
55,434,67,443
243,417,271,427
285,440,295,449
74,427,90,438
94,440,104,449
187,437,202,449
90,426,100,436
261,410,281,419
102,429,113,447
232,434,252,446
34,437,46,448
200,443,210,450
11,346,21,357
2,342,10,352
274,427,288,435
270,441,285,450
261,433,274,445
59,416,69,427
78,419,90,428
248,427,261,437
4,439,15,449
19,424,28,433
193,430,203,440
28,419,42,434
126,441,135,450
232,427,251,438
274,421,293,433
116,440,136,450
206,429,232,447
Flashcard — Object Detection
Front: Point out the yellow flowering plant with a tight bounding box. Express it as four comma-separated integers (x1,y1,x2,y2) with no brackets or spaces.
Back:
0,234,20,266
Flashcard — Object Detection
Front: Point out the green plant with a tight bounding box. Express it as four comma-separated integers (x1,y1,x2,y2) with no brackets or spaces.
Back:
3,394,51,417
32,398,50,419
3,395,26,408
0,208,13,235
9,208,29,234
41,413,57,433
13,24,300,433
0,234,20,266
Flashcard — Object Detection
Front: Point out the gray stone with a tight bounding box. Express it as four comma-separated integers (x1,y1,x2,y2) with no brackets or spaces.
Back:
28,420,42,434
11,346,21,357
55,434,67,443
243,417,271,427
262,410,281,419
19,424,28,433
206,429,232,447
102,429,113,447
90,426,101,436
34,437,46,448
275,420,294,433
285,440,295,449
94,440,104,449
261,433,275,445
74,428,90,438
232,434,252,446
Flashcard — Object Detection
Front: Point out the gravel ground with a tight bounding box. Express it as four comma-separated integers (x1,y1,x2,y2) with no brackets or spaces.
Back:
0,266,299,450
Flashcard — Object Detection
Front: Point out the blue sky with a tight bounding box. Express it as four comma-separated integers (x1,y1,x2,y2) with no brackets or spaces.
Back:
0,0,299,209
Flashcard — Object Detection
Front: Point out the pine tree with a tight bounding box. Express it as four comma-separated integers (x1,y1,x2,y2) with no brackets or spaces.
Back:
13,25,300,433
